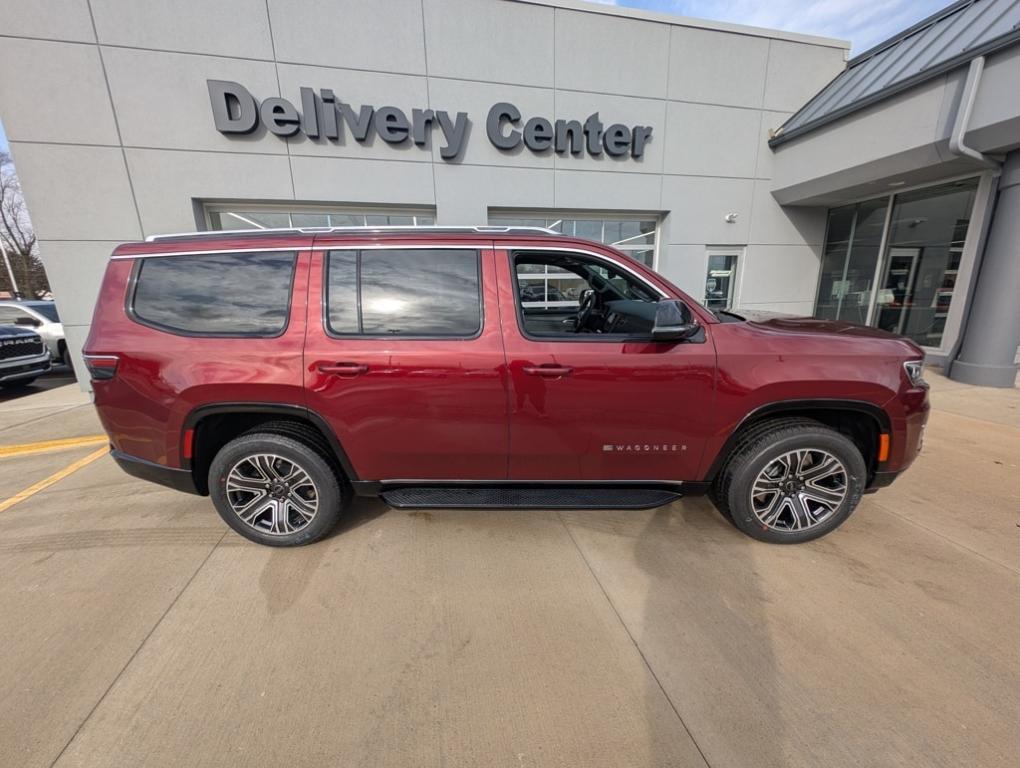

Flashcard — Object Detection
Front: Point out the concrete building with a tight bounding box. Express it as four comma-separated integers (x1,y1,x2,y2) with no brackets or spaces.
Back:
1,0,1018,386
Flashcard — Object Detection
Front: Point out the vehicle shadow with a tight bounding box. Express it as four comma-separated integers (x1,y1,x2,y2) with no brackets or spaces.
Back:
632,498,786,767
0,368,74,403
562,496,787,765
256,495,389,615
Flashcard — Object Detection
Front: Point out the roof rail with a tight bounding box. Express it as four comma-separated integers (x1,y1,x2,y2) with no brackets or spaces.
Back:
145,225,562,243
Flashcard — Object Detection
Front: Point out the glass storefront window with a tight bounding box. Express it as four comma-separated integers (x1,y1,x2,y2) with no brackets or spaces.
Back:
874,179,977,347
206,206,435,230
814,177,979,349
815,197,888,325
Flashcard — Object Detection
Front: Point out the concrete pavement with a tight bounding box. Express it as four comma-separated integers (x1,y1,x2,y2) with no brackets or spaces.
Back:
0,370,1017,767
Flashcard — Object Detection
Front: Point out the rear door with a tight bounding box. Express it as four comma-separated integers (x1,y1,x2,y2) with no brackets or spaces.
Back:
496,245,717,482
304,239,509,481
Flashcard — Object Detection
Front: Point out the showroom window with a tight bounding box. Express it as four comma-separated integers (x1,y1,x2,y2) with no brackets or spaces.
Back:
205,204,435,230
814,177,979,348
874,180,977,347
489,212,658,309
815,198,888,326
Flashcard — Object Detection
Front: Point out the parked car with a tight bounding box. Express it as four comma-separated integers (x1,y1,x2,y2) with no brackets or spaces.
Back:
0,324,51,390
0,300,67,365
84,226,929,547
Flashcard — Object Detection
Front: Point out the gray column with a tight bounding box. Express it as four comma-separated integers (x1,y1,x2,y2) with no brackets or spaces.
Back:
950,152,1020,387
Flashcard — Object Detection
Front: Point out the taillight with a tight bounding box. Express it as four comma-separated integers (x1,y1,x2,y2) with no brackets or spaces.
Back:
83,354,119,381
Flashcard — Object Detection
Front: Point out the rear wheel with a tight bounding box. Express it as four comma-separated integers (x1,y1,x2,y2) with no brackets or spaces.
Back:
716,420,866,544
209,432,344,546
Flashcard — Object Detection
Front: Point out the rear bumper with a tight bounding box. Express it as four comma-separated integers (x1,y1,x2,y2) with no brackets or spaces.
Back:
111,450,200,495
0,353,51,383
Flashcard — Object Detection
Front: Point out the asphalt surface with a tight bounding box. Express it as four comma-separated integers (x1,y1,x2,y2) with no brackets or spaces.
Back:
0,370,1017,767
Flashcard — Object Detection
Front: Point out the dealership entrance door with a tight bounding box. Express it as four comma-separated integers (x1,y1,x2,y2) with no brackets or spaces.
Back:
814,178,979,350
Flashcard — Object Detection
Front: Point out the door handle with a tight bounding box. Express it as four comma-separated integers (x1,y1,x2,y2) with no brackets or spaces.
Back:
522,365,573,378
318,362,368,377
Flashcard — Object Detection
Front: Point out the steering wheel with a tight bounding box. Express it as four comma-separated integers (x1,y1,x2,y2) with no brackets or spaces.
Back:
575,288,598,332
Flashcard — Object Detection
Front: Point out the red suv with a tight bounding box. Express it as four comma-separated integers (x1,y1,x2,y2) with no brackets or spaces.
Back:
84,226,929,546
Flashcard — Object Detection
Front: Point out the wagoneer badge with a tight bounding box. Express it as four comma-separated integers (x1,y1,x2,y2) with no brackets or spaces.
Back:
603,444,685,452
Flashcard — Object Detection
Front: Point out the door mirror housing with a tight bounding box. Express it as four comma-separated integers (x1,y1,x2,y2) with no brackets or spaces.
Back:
651,299,700,341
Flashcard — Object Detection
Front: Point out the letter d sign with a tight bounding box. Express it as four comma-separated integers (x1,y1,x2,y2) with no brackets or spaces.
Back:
208,80,258,134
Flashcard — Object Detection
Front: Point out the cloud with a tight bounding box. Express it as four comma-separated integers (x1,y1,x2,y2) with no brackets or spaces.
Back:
589,0,947,53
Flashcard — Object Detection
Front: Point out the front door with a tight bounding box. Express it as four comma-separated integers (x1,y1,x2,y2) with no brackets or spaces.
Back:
496,247,716,482
304,242,508,481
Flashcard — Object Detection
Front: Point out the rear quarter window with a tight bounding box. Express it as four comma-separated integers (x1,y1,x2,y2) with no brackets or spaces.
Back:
131,251,296,336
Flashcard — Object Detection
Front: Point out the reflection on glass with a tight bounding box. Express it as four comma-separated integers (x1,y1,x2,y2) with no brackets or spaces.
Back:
815,197,888,325
326,250,358,333
874,179,977,346
326,250,480,337
133,252,295,334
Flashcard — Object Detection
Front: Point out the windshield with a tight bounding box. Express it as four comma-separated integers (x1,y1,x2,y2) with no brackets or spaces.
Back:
28,303,60,322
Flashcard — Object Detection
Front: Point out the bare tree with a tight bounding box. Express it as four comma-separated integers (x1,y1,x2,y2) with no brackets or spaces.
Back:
0,151,49,298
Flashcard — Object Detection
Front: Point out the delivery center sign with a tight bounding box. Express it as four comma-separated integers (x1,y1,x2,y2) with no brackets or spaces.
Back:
208,80,653,162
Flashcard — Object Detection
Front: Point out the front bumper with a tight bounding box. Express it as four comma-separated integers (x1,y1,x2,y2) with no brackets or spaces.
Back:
111,450,200,495
864,470,900,493
0,353,51,383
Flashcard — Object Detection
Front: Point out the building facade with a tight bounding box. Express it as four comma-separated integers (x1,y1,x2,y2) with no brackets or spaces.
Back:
1,0,1019,386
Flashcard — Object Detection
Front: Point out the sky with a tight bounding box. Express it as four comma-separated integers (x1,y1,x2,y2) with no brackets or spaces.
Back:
593,0,949,53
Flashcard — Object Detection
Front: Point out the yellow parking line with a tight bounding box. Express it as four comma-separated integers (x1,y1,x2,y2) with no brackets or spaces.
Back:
0,435,108,459
0,447,109,514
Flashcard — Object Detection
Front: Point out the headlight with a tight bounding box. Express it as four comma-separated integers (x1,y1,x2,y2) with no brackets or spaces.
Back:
903,360,926,387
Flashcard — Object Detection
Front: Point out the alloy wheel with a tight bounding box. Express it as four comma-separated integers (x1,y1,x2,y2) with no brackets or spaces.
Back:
224,453,319,536
750,448,848,532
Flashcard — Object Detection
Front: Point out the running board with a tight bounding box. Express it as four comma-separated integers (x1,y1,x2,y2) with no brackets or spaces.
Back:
380,486,682,510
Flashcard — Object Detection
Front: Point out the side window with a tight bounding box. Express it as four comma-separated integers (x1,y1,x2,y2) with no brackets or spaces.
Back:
326,249,481,337
513,251,660,338
132,251,296,335
0,307,32,325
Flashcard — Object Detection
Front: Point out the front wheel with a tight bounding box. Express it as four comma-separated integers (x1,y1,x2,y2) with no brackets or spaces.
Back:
718,420,866,544
209,432,344,546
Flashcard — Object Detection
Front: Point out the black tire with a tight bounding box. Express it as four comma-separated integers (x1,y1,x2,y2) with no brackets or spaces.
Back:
716,418,866,544
1,378,36,390
208,431,345,547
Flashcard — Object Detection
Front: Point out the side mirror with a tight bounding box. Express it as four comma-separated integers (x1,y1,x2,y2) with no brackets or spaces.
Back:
14,316,40,328
651,299,700,342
